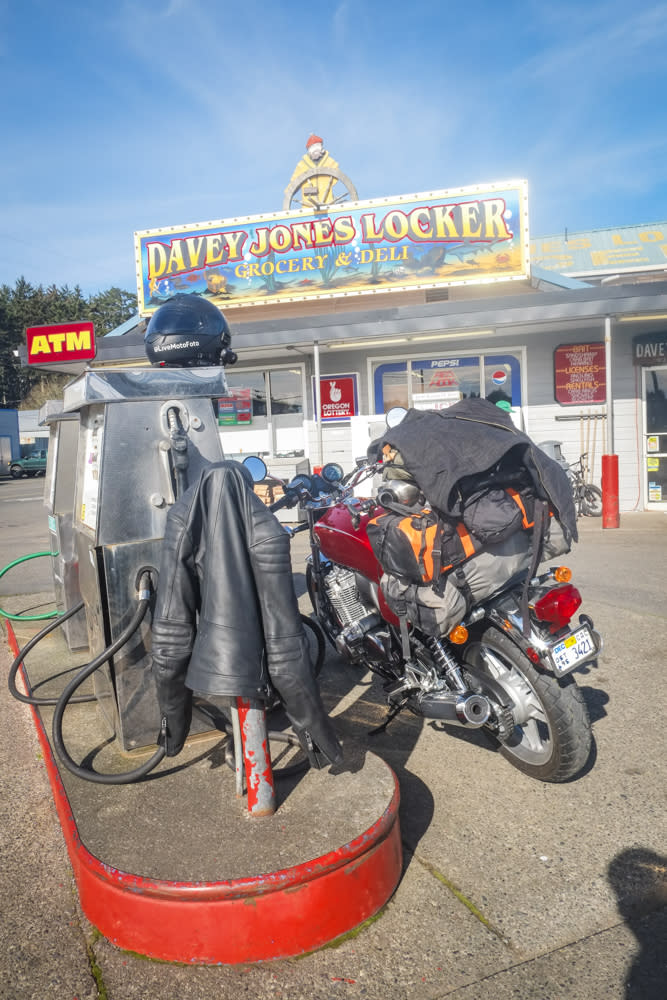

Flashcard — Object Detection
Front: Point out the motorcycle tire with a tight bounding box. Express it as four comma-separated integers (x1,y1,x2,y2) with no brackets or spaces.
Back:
305,563,339,650
462,625,592,783
581,484,603,517
301,614,325,677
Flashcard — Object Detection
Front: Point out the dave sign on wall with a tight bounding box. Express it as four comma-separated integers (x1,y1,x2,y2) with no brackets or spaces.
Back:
313,374,358,421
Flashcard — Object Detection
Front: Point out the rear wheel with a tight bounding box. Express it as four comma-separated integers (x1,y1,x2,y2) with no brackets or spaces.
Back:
581,484,603,517
462,626,592,782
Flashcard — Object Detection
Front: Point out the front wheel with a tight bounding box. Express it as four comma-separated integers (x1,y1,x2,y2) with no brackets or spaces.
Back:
10,465,24,479
581,484,603,517
462,626,592,782
301,614,325,677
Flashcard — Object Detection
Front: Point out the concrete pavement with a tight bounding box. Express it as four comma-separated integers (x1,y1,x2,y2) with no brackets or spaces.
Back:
1,512,666,999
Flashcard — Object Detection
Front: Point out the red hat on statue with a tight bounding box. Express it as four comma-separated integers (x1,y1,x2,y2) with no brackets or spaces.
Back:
306,133,323,149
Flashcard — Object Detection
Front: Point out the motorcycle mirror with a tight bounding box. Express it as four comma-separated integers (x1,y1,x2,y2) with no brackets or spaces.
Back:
321,462,344,484
242,455,267,483
385,406,408,428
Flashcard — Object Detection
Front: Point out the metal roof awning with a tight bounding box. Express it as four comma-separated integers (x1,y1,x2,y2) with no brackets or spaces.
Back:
18,279,667,371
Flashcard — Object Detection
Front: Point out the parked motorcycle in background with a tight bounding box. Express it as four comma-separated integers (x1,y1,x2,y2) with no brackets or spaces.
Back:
249,411,603,784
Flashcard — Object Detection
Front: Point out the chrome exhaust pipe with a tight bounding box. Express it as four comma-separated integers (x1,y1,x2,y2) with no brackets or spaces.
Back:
419,691,491,727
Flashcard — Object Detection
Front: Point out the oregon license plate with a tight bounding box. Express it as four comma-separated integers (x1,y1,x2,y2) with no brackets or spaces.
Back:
549,626,596,675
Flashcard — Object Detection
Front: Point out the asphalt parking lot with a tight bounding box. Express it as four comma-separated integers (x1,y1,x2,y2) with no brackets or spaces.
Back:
1,490,666,999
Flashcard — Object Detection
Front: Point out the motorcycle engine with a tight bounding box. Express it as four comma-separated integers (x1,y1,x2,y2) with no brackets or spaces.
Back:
324,565,392,666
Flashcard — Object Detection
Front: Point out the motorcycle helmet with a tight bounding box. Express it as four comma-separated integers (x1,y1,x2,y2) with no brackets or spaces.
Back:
377,477,424,508
144,294,237,367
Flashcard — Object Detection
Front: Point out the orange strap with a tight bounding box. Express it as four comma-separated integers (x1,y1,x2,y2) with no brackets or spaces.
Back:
398,515,438,581
507,488,534,529
455,521,477,557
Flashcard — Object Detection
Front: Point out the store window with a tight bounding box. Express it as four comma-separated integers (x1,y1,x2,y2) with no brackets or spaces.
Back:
221,366,305,458
268,369,303,415
373,353,521,412
226,371,267,416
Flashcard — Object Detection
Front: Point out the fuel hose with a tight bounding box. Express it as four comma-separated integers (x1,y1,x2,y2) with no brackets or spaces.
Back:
51,574,167,784
7,599,93,706
8,571,167,784
0,552,59,621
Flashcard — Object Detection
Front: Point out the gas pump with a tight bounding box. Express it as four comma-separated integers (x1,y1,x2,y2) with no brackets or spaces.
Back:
40,400,88,651
64,364,230,753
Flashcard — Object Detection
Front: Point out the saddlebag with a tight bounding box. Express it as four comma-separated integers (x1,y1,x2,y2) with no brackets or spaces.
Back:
381,530,535,636
366,484,558,589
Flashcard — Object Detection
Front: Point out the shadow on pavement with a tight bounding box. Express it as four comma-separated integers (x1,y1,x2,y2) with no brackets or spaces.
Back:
608,847,667,999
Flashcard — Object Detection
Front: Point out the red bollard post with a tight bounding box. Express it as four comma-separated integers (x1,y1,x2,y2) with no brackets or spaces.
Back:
236,697,276,817
601,454,620,529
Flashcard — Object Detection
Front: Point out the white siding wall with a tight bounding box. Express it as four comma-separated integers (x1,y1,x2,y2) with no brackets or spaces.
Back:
302,327,645,511
522,327,642,511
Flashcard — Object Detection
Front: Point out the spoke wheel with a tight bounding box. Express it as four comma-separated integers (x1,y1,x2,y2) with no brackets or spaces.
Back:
463,626,592,782
283,167,358,213
581,484,603,517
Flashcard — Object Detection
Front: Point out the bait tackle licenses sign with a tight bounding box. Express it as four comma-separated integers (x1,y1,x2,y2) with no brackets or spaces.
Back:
135,181,529,315
26,322,96,364
554,342,606,405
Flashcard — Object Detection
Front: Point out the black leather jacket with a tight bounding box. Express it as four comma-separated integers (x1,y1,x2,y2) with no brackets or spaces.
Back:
151,461,342,765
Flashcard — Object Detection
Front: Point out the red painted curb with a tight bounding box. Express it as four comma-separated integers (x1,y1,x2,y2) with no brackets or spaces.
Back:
6,623,402,963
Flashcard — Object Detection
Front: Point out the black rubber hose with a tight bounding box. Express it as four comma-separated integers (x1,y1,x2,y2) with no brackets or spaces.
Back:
51,583,167,784
8,600,95,706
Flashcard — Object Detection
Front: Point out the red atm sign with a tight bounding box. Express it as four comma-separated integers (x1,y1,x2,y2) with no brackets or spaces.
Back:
26,322,96,364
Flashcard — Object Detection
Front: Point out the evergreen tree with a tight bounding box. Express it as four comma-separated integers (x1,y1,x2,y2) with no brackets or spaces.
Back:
0,278,137,409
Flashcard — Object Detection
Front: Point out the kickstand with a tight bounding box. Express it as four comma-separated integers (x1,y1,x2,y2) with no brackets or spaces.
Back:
368,698,407,736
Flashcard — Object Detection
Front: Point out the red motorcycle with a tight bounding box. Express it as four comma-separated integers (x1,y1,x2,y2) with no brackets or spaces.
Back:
253,446,601,784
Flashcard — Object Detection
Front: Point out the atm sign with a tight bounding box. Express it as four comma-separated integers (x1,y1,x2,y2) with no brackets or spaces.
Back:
26,322,96,364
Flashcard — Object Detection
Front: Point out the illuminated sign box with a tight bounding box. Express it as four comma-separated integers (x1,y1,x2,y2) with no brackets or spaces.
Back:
26,322,96,365
135,181,529,315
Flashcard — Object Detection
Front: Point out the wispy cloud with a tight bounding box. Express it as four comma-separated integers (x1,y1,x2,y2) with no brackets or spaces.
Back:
3,0,667,292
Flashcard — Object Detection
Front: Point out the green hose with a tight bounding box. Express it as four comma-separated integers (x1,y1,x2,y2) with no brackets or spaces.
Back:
0,552,58,621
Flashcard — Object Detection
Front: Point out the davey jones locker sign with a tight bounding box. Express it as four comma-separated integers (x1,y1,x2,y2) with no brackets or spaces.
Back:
135,181,529,314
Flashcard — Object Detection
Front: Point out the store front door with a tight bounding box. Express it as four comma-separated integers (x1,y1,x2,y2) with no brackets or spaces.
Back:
644,367,667,507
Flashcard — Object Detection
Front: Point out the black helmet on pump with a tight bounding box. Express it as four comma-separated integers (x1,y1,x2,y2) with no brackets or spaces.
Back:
144,294,237,368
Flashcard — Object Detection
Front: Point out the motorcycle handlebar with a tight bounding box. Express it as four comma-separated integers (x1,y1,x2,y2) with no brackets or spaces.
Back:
266,457,382,515
269,492,299,513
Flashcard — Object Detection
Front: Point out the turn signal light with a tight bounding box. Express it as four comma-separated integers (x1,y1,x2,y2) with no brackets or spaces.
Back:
533,584,582,632
449,624,469,644
554,566,572,583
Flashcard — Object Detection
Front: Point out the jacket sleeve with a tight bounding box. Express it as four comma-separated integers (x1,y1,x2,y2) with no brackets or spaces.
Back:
248,502,343,767
151,503,198,756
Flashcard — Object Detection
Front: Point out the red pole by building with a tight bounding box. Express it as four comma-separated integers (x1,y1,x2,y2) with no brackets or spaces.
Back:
601,454,620,529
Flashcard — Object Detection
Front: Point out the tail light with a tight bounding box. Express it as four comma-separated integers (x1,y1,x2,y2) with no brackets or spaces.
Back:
532,584,582,632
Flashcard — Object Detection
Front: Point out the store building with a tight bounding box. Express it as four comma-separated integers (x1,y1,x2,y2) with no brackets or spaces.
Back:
22,167,667,511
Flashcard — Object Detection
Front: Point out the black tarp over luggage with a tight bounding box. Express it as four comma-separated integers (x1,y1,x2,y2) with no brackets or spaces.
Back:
369,398,578,546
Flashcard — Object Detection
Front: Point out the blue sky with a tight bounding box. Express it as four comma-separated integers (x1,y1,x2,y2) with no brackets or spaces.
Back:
2,0,666,297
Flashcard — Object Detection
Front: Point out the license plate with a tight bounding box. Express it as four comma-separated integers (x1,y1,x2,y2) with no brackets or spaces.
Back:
549,626,596,675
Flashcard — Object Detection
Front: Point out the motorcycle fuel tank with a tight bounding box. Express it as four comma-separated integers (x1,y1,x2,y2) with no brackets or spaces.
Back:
314,503,383,582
